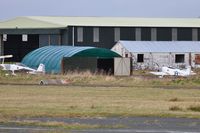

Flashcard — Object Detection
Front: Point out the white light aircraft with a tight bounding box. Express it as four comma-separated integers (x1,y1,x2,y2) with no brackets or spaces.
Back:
0,55,45,75
150,66,196,77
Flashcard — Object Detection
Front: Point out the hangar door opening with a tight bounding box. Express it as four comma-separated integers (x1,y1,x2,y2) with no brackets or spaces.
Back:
3,34,39,62
62,57,114,74
97,58,114,74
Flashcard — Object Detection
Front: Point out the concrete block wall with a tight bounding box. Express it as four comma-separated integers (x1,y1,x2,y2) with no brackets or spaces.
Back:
111,42,132,57
131,52,200,70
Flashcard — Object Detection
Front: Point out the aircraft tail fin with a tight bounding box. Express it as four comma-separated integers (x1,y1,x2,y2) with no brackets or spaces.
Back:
37,64,45,73
185,66,191,75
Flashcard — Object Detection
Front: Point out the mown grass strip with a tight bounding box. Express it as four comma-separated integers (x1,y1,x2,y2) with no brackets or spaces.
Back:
0,85,200,119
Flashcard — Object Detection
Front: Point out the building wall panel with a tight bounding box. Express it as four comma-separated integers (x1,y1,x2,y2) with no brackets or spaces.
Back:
67,26,196,49
151,28,157,41
135,28,141,41
114,27,120,42
131,52,200,69
67,27,73,45
141,28,151,41
4,34,39,62
61,29,68,45
50,35,60,45
39,35,49,47
68,26,115,48
0,35,2,55
157,28,172,41
99,27,115,48
83,27,93,44
172,28,178,41
131,52,192,69
177,28,192,41
192,28,198,41
93,27,99,42
120,27,135,41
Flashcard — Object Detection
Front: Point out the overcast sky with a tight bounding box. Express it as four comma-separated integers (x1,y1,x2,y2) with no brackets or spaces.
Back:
1,0,200,21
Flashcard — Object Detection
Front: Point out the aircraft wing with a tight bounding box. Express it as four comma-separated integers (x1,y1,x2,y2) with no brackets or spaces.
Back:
0,55,13,59
15,66,36,72
149,71,168,76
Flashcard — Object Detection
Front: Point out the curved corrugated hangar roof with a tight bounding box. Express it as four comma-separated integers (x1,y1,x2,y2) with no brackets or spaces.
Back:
21,46,120,73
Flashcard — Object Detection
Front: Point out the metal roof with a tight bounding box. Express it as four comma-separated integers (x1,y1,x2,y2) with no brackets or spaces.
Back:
21,46,120,73
1,16,200,29
118,41,200,53
0,17,65,29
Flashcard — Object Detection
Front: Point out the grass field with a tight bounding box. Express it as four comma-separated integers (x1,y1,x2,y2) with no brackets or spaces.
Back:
1,70,200,87
0,85,200,119
0,70,200,129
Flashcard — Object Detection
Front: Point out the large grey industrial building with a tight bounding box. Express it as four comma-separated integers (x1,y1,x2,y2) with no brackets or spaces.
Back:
0,16,200,61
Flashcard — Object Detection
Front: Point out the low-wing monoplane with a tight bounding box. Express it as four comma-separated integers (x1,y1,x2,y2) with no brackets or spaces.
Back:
150,66,196,77
0,55,45,75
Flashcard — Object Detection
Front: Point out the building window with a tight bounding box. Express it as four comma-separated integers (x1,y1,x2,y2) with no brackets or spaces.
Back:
3,34,7,41
172,28,177,41
22,34,28,42
114,27,120,42
151,28,157,41
77,27,83,42
192,28,198,41
93,27,99,42
175,54,185,63
137,54,144,62
135,28,141,41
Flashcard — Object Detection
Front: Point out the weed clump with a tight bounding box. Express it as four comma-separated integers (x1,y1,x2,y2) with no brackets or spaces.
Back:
169,97,182,102
187,105,200,112
169,106,183,111
172,79,185,85
69,106,77,109
90,105,97,109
